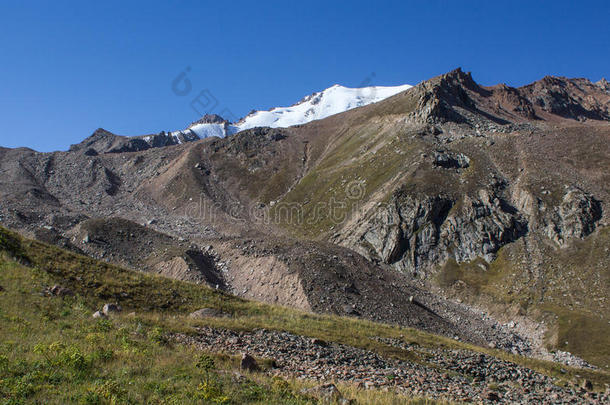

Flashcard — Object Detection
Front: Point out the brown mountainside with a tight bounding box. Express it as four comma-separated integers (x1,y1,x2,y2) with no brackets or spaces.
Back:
1,68,608,367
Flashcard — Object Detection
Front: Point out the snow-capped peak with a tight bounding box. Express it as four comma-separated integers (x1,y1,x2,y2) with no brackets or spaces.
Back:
172,83,412,139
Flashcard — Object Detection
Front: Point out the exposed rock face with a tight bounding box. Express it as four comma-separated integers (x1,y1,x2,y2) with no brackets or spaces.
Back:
543,188,602,246
361,187,527,276
520,76,610,121
407,68,481,125
512,186,603,247
191,113,228,125
360,183,602,274
432,150,470,169
404,68,610,128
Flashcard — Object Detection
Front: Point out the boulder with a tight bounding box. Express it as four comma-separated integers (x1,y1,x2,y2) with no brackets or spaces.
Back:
188,308,229,319
50,285,74,297
302,383,349,404
240,353,258,372
432,150,470,169
311,338,327,347
342,304,359,315
483,389,500,401
102,303,122,316
92,311,106,319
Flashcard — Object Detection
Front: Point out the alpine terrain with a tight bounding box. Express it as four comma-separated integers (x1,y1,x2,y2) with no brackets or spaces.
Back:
1,69,609,404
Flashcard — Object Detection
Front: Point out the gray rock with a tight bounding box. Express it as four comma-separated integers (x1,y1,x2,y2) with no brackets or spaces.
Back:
360,187,526,276
543,188,602,246
102,303,122,316
92,310,106,319
484,389,500,401
342,304,358,315
188,308,229,319
302,383,346,403
432,150,470,169
50,285,74,297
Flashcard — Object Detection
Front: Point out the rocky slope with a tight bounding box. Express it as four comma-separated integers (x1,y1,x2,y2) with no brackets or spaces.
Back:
175,326,607,404
0,68,608,369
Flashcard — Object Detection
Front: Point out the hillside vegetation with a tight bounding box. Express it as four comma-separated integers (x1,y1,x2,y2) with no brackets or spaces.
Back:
1,226,609,404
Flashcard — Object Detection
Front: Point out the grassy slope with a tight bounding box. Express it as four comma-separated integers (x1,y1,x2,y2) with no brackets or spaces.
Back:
1,226,609,404
273,121,421,238
437,228,610,368
0,228,447,405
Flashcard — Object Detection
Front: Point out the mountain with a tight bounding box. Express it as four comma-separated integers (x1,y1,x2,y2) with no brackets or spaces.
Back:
173,83,412,139
233,83,413,130
1,68,609,378
69,83,412,155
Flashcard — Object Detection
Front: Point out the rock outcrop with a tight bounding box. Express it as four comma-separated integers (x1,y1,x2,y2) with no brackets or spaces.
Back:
360,186,527,276
543,188,603,246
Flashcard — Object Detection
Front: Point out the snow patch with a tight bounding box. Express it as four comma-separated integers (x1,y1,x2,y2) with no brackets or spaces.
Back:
170,83,412,139
235,84,412,131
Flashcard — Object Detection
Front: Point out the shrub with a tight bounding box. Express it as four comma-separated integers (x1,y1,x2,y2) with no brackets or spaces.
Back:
148,327,168,345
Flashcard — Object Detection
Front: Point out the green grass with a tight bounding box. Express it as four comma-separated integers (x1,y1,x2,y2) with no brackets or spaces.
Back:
272,124,420,238
1,225,609,404
436,229,610,368
0,260,314,404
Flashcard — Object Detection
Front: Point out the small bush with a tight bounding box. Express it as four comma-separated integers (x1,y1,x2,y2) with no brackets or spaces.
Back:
148,326,168,345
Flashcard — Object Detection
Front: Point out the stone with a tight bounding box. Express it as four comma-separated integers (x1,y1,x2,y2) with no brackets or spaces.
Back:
432,150,470,169
102,303,122,316
240,353,258,372
484,389,500,401
50,285,74,297
543,188,602,246
311,338,327,347
302,383,345,403
188,308,229,319
342,304,358,315
92,311,106,319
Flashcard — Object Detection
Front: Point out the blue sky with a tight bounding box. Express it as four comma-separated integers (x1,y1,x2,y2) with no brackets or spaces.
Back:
1,0,609,152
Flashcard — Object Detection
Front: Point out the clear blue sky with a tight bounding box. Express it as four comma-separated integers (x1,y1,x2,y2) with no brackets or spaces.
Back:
1,0,608,152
